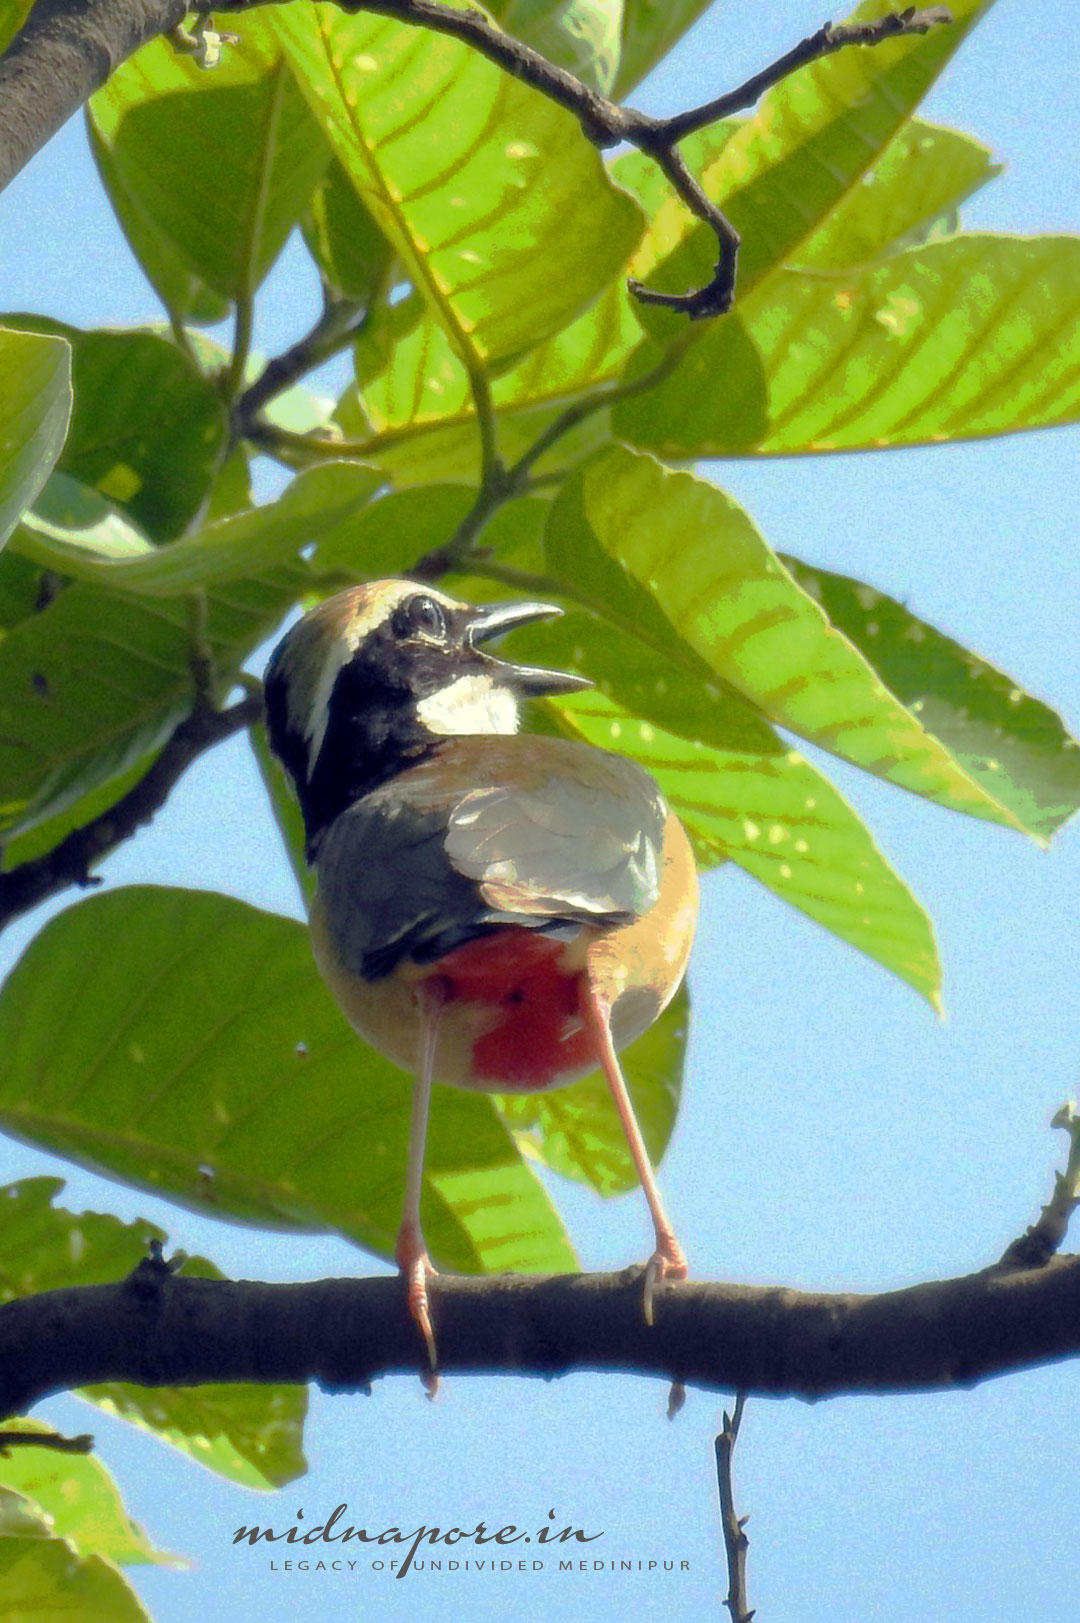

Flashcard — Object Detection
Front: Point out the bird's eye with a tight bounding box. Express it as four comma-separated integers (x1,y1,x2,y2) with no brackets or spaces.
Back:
397,594,446,641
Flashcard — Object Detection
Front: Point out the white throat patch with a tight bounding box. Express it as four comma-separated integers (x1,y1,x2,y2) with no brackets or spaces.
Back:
416,674,520,737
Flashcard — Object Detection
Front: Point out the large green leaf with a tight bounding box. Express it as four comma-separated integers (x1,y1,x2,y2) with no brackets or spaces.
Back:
0,1530,149,1622
310,482,474,574
794,117,1000,271
630,0,990,314
301,156,394,302
0,0,32,55
497,0,622,93
782,557,1080,840
0,1178,308,1490
547,446,1022,831
14,463,381,595
622,235,1080,455
0,1420,176,1568
0,888,576,1276
89,36,331,304
0,319,226,540
268,3,642,364
0,330,71,556
0,564,303,838
86,120,230,328
555,687,941,1004
613,0,716,96
497,985,688,1194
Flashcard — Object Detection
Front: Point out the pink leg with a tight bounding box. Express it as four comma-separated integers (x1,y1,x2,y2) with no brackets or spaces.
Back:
394,979,447,1384
583,985,687,1326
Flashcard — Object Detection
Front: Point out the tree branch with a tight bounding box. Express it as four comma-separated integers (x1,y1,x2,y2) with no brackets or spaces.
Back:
3,1254,1080,1419
0,690,264,933
1,0,952,321
0,0,186,193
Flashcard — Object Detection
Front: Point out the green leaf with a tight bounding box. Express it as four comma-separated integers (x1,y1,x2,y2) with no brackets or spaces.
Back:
782,557,1080,841
0,1534,149,1621
301,157,394,302
0,888,577,1276
15,463,381,595
498,0,623,94
0,551,45,633
638,0,990,311
249,723,314,909
497,985,687,1194
0,754,155,873
89,37,331,303
0,329,72,554
555,686,941,1004
0,1178,309,1490
81,1383,307,1495
547,446,1023,832
268,3,642,363
613,0,715,96
623,235,1080,456
86,118,230,328
0,1485,52,1538
0,318,226,540
0,1420,177,1568
758,236,1080,453
310,482,474,574
794,117,1000,271
0,564,304,838
0,0,32,55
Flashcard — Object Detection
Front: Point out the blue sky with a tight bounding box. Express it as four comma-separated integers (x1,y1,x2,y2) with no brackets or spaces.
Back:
0,2,1077,1618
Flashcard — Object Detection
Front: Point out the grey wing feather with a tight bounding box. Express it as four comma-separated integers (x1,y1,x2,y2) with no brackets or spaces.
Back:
445,755,665,918
315,751,666,980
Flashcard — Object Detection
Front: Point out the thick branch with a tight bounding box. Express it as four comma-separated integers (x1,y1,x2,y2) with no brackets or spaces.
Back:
3,1256,1080,1418
0,690,263,932
0,0,185,193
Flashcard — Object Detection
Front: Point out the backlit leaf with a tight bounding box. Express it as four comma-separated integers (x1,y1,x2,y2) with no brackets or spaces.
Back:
0,1419,177,1568
0,565,304,838
89,36,331,302
555,687,941,1003
547,446,1022,831
15,464,381,595
783,557,1080,840
0,329,71,554
0,318,226,540
0,1534,149,1621
0,888,577,1275
0,1178,308,1490
269,3,642,363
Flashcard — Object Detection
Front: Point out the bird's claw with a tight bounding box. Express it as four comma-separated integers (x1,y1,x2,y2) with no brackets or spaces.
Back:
403,1251,439,1371
643,1237,688,1327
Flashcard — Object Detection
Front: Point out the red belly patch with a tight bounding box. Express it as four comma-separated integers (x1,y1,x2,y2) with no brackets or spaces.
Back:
435,931,596,1090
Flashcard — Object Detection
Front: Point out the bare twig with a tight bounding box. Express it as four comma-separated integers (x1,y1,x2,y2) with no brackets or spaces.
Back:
4,1256,1080,1421
232,292,370,439
2,0,953,315
0,690,264,933
0,1427,94,1455
197,0,952,321
715,1394,753,1623
1000,1103,1080,1270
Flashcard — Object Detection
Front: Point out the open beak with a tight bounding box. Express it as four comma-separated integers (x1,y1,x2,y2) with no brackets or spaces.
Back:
466,599,593,697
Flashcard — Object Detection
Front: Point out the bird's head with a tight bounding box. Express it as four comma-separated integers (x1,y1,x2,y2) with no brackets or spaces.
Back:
264,580,591,850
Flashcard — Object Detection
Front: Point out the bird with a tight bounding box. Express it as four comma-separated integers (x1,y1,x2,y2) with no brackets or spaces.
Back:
264,579,698,1370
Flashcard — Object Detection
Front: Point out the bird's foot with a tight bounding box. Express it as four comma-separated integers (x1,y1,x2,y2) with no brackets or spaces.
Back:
643,1234,688,1327
395,1229,440,1393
